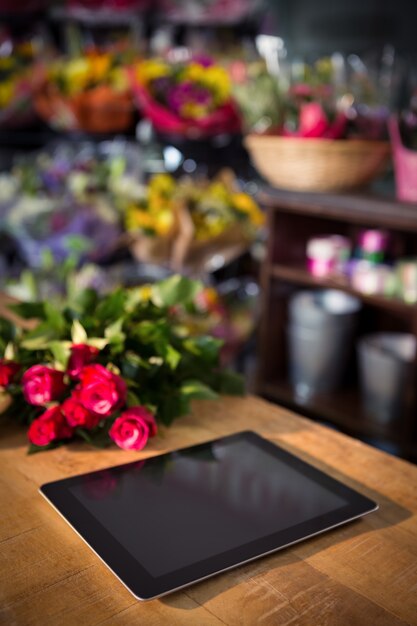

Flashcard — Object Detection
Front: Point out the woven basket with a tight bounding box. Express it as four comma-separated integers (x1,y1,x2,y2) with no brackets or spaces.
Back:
244,135,391,192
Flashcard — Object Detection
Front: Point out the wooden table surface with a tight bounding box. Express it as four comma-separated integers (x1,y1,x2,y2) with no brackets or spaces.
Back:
1,395,417,626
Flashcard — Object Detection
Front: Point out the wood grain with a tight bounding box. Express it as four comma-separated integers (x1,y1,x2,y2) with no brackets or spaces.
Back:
1,395,416,626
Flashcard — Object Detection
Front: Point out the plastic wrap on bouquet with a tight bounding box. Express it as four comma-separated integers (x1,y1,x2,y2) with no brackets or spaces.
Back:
128,202,252,273
130,71,241,139
4,197,121,268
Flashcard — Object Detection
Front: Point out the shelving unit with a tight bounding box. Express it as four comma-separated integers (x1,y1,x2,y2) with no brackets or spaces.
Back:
256,187,417,460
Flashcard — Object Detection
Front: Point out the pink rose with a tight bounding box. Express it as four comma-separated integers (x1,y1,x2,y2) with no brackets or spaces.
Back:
0,359,20,388
67,344,100,379
109,406,157,451
62,391,101,429
28,406,73,447
22,365,66,406
78,364,127,416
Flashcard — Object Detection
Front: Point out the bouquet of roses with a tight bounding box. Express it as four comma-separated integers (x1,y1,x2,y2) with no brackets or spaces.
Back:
35,50,134,133
0,275,243,453
131,57,241,138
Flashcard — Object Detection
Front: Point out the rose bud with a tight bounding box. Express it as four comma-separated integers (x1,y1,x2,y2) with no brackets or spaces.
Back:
0,359,20,388
28,406,73,447
62,391,102,429
109,406,157,451
67,344,100,379
22,365,66,406
78,364,127,416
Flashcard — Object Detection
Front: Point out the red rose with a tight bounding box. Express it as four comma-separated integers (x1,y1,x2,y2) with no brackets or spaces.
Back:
62,391,101,429
0,359,20,388
109,406,157,451
78,364,127,416
22,365,66,406
67,344,100,379
28,406,73,447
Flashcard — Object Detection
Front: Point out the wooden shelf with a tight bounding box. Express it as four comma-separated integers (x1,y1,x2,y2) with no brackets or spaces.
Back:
259,379,404,444
269,264,416,315
259,187,417,232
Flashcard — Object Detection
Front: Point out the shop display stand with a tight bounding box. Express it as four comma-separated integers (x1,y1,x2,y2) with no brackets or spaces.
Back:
256,187,417,460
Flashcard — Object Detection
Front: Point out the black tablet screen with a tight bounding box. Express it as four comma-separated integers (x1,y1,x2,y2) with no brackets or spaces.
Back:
69,437,346,578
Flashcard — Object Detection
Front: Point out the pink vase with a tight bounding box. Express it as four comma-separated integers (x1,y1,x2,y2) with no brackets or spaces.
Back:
389,116,417,203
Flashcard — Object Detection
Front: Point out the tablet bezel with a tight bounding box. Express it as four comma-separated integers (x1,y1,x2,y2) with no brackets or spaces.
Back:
40,430,378,601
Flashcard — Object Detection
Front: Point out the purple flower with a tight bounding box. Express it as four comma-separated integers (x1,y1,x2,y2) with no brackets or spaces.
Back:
167,82,213,116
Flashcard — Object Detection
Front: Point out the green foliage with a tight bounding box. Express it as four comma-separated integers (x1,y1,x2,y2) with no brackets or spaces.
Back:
0,275,245,441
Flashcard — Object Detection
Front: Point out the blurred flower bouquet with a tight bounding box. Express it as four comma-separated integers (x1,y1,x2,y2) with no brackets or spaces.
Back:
0,38,41,129
123,170,263,270
35,50,134,133
131,57,241,138
244,56,392,192
0,275,243,453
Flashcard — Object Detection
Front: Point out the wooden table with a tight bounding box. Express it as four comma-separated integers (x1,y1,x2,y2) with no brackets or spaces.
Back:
1,395,417,626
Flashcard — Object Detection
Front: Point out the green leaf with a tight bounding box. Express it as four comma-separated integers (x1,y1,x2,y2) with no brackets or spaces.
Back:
165,344,181,370
151,275,203,308
215,370,245,395
183,336,222,363
71,320,88,344
87,338,109,350
28,441,61,454
121,352,151,379
73,288,98,316
44,301,66,333
105,318,126,344
96,289,126,322
9,302,45,320
49,341,71,369
4,342,15,361
21,323,57,350
127,390,141,407
180,380,218,401
157,392,190,426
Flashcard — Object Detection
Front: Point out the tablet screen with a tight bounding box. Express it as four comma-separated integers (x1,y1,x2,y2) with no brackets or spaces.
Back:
69,438,345,577
41,431,377,599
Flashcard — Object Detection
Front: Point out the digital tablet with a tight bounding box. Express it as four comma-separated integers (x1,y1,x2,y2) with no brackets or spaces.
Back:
40,431,377,601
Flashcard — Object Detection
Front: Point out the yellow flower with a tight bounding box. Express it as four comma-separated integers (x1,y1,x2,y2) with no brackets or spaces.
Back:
0,80,15,108
148,173,176,196
180,102,208,119
88,53,111,83
110,67,129,92
64,59,91,95
207,181,231,204
136,60,170,85
199,66,231,104
137,284,152,301
232,192,265,226
154,209,175,236
126,207,156,232
181,62,206,83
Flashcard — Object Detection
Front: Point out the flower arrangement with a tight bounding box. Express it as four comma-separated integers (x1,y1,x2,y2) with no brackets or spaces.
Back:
35,50,134,133
123,171,264,269
131,57,241,137
0,39,40,129
0,275,244,453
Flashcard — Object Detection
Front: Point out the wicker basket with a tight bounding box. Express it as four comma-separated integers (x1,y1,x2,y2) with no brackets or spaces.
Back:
244,135,391,192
